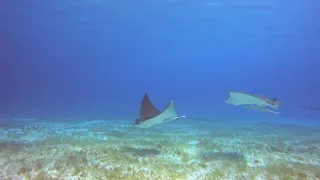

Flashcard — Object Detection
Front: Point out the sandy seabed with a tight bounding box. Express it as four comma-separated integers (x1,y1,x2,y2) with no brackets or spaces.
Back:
0,118,320,180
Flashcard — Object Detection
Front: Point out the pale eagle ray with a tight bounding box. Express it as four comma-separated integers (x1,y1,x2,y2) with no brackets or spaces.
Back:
224,91,280,114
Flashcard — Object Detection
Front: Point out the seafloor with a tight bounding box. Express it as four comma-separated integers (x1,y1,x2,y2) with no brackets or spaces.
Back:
0,117,320,180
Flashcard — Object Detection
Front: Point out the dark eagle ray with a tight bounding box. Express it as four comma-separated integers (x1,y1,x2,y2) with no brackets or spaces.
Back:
133,94,185,128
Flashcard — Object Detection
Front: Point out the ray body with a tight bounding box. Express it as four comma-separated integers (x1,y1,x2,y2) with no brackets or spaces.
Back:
243,105,280,115
133,94,182,128
225,91,280,111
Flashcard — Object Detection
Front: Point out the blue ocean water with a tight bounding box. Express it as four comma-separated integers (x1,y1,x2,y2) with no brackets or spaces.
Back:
1,0,320,179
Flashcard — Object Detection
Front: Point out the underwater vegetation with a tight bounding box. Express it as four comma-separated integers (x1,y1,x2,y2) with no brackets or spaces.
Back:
200,151,245,162
122,147,161,157
0,120,319,179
